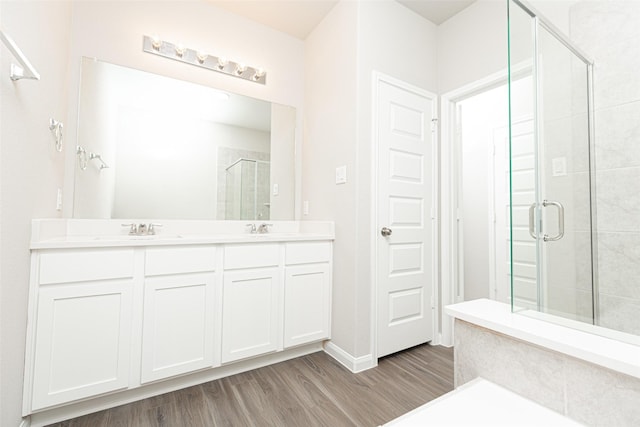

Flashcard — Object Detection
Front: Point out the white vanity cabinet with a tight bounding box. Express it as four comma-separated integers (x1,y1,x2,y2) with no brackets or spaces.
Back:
221,244,281,364
24,221,334,425
29,249,135,411
140,246,218,383
283,242,332,348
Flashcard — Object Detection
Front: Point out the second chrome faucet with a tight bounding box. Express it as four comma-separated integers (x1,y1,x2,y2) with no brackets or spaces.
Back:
246,223,273,234
122,223,163,235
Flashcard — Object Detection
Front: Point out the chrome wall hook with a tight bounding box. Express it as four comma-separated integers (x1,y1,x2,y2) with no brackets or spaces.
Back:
76,146,88,170
77,146,109,171
49,118,63,152
89,152,109,170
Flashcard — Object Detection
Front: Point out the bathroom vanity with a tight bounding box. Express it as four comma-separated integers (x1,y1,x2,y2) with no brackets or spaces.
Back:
22,220,334,426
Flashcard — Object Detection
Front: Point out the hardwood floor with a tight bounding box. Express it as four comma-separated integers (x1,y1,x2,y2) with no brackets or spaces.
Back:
48,344,453,427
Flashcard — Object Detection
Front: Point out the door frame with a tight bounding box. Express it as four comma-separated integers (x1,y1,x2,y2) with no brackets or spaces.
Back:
371,71,439,360
440,63,531,346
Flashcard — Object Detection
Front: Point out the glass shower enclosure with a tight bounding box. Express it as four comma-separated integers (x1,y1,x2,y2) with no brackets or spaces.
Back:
224,158,271,220
508,0,598,325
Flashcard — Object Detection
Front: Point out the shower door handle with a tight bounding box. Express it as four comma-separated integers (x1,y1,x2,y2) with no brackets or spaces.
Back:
542,200,565,242
528,203,537,239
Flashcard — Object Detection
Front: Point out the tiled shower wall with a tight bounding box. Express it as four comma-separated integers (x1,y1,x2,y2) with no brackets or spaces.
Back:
570,1,640,335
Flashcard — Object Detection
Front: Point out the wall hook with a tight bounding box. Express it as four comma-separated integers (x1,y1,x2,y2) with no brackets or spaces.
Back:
76,146,88,170
49,118,63,152
89,152,109,170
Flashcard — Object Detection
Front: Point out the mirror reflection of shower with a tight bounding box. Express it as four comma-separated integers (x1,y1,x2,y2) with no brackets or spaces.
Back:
224,158,271,220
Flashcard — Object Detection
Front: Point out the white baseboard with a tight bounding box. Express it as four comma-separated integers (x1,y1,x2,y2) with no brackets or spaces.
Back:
323,341,376,373
435,332,454,348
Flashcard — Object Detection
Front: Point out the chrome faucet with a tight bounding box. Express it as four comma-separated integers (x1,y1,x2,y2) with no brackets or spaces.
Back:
257,223,273,234
123,223,139,235
246,223,257,234
147,223,162,235
122,223,162,236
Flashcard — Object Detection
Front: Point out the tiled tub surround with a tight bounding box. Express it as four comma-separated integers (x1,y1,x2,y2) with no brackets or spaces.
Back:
24,219,333,427
569,1,640,335
446,299,640,427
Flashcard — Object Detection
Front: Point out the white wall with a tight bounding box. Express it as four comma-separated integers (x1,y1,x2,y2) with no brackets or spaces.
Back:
270,103,296,220
437,0,576,94
0,2,72,426
304,0,437,361
437,0,507,94
304,0,359,356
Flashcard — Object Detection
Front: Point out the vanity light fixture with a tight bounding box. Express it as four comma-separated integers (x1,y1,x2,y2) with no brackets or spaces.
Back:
142,35,266,85
196,51,208,64
175,42,186,58
253,68,265,81
235,63,246,76
151,35,162,51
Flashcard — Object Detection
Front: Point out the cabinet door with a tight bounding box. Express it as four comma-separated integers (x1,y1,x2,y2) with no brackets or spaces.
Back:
141,273,216,383
31,281,133,410
221,268,280,363
284,264,331,348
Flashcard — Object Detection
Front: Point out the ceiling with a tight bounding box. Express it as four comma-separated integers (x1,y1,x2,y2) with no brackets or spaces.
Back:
209,0,477,40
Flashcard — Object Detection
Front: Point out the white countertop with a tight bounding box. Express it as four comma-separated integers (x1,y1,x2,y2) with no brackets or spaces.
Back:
31,233,334,249
384,377,584,426
445,299,640,380
30,219,334,249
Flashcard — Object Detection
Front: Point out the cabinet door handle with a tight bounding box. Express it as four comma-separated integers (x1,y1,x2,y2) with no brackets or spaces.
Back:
381,227,392,237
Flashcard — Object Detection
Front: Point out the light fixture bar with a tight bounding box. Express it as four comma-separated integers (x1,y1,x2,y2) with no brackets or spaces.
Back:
142,35,266,85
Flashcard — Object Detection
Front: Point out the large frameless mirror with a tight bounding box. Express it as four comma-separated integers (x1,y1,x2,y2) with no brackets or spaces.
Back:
73,57,296,221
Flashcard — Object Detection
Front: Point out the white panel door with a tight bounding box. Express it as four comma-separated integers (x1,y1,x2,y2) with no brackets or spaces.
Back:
221,268,281,363
376,76,435,358
501,119,538,308
494,119,536,306
31,281,133,410
283,264,331,348
141,273,216,383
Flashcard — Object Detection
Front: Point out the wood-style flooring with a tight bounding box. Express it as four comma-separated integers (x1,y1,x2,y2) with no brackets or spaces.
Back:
49,344,454,427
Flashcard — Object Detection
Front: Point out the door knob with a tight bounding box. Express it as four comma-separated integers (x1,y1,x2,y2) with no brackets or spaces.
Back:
381,227,392,237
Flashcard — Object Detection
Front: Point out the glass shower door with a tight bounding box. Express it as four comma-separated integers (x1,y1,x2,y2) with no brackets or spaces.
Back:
509,0,596,324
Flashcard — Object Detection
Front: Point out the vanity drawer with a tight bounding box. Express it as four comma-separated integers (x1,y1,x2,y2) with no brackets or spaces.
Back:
145,246,216,276
39,249,135,285
285,242,331,265
224,244,280,270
